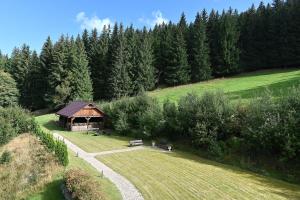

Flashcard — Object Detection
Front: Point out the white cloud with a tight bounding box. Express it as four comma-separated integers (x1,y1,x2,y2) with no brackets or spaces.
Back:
139,10,169,27
76,12,112,31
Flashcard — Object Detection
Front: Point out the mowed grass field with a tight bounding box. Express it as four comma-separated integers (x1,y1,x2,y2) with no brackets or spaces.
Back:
98,149,300,200
149,69,300,103
35,114,132,153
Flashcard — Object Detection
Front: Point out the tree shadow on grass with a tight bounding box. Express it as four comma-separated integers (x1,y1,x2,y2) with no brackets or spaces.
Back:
227,76,300,101
43,120,64,132
29,178,65,200
166,150,300,200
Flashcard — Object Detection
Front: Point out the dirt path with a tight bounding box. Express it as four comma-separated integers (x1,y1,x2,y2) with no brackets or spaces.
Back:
53,132,144,200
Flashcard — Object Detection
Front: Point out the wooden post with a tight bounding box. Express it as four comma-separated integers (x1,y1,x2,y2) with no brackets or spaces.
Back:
85,117,91,132
70,117,74,131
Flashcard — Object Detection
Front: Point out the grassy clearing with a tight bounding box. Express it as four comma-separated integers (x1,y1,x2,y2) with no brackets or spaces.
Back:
149,69,300,103
34,114,122,200
0,134,64,200
35,114,132,153
97,148,300,200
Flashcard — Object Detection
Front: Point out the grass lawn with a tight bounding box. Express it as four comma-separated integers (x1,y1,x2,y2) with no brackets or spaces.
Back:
97,149,300,200
149,68,300,103
34,114,122,200
35,114,132,153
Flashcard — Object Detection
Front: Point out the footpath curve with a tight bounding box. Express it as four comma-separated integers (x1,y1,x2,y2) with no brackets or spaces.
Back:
53,132,144,200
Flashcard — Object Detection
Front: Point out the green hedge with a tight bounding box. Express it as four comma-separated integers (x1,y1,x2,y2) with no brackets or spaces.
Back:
31,122,69,166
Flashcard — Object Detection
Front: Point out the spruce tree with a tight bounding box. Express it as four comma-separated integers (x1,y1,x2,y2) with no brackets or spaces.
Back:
10,44,31,107
48,35,71,107
92,25,110,100
164,24,190,86
214,9,240,76
70,36,93,101
190,10,211,82
133,27,156,93
40,36,53,105
106,23,131,99
23,51,46,109
207,10,221,76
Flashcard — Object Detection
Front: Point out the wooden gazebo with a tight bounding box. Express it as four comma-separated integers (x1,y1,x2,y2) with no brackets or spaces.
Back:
56,101,105,131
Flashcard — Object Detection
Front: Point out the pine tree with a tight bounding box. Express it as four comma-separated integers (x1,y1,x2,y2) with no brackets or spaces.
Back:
23,51,46,109
106,23,131,99
92,25,110,100
133,27,156,93
70,36,93,101
40,36,53,105
10,44,31,107
124,25,137,95
164,24,190,85
214,9,240,76
48,35,71,107
190,10,211,82
207,10,221,76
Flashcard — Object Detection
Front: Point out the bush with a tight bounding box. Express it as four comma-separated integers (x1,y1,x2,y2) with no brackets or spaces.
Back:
65,169,105,200
0,106,32,145
177,91,232,153
0,150,12,164
163,100,180,139
0,117,16,145
103,94,163,138
241,87,300,162
138,102,164,138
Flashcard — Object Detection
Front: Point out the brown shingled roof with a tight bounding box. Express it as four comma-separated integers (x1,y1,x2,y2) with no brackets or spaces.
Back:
56,101,92,118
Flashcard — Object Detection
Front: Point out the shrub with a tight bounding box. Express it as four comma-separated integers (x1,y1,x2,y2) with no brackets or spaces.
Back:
241,87,300,162
138,102,163,138
0,117,16,145
177,91,232,153
0,150,12,164
163,100,180,139
65,169,105,200
114,111,130,135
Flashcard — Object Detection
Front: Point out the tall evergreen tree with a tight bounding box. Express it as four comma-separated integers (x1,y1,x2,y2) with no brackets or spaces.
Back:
133,27,156,93
70,36,93,101
164,24,190,85
92,25,110,100
23,51,46,109
214,9,240,76
48,35,71,107
10,44,31,106
40,36,53,105
190,10,211,82
106,23,131,99
207,10,221,75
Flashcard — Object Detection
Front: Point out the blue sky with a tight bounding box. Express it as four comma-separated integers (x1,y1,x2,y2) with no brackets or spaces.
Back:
0,0,272,55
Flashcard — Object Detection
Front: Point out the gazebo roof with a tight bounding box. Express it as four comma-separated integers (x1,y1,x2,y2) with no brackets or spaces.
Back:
56,101,96,118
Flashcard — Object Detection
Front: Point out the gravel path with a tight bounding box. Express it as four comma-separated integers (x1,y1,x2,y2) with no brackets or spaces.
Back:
53,132,144,200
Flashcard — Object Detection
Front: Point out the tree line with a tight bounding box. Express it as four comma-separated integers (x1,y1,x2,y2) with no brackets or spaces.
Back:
0,0,299,110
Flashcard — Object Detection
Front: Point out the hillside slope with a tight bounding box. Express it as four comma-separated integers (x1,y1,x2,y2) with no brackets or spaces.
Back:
0,134,63,200
149,69,300,103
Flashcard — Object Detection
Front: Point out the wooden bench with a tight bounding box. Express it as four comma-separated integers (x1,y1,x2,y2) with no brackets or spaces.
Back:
129,140,143,147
